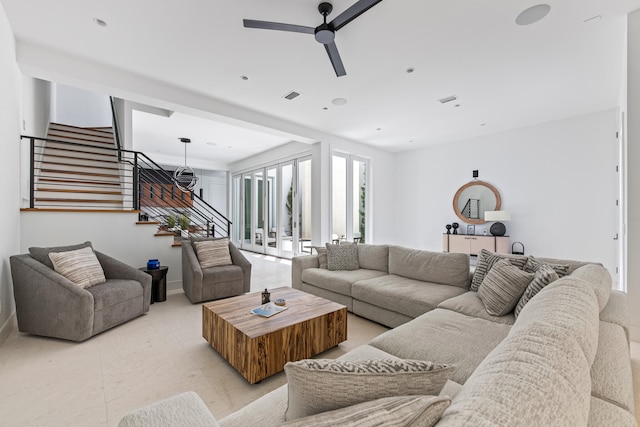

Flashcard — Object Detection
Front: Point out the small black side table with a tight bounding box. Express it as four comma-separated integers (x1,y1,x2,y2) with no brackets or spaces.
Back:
139,266,169,303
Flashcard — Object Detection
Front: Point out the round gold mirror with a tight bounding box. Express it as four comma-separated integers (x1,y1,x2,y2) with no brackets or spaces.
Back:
452,180,501,224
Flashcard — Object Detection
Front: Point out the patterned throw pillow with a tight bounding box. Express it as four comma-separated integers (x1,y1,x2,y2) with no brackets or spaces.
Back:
48,246,106,288
194,238,232,268
325,243,359,271
523,256,570,277
284,358,455,421
312,246,328,269
470,249,528,292
281,395,451,427
514,264,560,318
477,258,534,316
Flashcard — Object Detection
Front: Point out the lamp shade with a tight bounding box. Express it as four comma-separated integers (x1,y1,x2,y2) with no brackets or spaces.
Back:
484,211,511,221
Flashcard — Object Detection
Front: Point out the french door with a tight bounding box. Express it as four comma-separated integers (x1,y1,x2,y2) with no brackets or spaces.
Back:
233,156,311,258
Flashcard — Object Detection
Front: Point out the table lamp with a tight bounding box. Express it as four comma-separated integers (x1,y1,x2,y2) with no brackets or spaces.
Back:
484,211,511,236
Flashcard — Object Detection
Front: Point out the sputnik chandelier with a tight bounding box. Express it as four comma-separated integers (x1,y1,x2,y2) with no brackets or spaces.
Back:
174,137,199,192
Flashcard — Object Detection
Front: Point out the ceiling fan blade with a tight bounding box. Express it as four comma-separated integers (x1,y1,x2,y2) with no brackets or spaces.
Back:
324,42,346,77
243,19,315,34
330,0,383,31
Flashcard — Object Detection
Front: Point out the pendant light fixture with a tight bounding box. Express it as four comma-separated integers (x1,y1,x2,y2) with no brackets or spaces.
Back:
174,137,199,192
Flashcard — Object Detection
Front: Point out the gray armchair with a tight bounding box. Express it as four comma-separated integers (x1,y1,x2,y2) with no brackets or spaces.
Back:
182,239,251,303
10,242,151,342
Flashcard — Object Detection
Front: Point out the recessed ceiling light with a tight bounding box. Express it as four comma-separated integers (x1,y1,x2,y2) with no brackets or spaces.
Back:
240,75,249,81
331,98,348,106
206,142,217,146
376,128,382,131
480,123,487,127
93,18,107,27
406,67,415,74
323,107,328,110
515,4,551,26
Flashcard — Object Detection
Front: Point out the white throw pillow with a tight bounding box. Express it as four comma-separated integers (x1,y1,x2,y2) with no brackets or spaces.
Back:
49,246,106,288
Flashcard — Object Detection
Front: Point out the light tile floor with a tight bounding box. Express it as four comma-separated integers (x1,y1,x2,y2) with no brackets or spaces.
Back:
0,251,388,426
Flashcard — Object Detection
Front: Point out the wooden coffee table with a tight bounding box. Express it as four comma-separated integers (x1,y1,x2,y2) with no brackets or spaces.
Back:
202,287,347,384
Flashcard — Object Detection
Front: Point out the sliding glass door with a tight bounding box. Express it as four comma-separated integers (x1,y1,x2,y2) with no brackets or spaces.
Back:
233,156,311,258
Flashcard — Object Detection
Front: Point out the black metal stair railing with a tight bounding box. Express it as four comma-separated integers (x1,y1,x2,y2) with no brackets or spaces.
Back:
22,135,231,238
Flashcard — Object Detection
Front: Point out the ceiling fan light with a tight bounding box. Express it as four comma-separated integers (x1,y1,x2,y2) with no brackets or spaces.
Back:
315,27,335,44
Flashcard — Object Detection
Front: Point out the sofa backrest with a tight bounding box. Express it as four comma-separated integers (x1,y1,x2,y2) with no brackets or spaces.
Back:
388,246,470,289
437,278,600,426
357,244,389,272
568,264,612,312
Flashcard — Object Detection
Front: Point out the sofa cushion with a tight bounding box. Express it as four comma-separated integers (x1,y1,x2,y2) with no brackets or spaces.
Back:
202,264,244,283
569,264,612,311
523,255,570,277
87,279,144,311
588,396,637,427
352,275,467,319
388,246,470,289
437,292,516,325
477,259,533,316
219,386,288,427
118,391,219,427
29,241,93,269
470,249,528,292
369,308,512,384
281,395,450,427
301,268,386,296
437,319,593,426
599,290,630,343
514,264,559,318
357,244,389,272
195,238,232,268
326,243,360,271
591,321,635,413
284,359,454,421
49,246,106,289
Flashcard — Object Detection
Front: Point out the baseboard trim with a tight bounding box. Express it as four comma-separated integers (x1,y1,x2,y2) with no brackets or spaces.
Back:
0,312,17,348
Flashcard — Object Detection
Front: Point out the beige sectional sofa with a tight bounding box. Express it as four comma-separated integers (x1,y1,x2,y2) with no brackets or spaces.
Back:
121,244,636,426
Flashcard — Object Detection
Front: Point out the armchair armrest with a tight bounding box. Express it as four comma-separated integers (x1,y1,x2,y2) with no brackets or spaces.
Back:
229,242,251,293
10,254,95,341
182,242,204,303
291,255,319,289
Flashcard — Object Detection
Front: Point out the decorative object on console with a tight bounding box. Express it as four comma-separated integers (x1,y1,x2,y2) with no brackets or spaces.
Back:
451,222,459,235
452,180,501,225
445,224,452,234
467,225,475,235
512,242,525,255
485,210,510,236
262,288,271,304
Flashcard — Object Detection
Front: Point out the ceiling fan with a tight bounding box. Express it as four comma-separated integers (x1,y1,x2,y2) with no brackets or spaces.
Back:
243,0,383,77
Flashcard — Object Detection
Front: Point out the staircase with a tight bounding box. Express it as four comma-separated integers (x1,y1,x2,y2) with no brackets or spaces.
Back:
461,198,480,220
34,123,125,210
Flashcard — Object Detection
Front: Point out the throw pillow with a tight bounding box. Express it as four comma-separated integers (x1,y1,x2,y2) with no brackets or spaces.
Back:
523,256,570,277
514,264,559,318
284,358,455,421
312,246,328,269
281,395,451,427
194,238,232,268
325,243,359,271
477,258,534,316
48,246,106,288
470,249,528,292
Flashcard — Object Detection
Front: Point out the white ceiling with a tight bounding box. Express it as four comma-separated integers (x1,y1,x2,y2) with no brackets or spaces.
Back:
3,0,640,166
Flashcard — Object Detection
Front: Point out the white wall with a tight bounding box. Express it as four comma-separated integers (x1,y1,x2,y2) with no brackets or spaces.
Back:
52,83,112,128
626,8,640,341
20,212,183,292
395,110,619,277
0,4,22,345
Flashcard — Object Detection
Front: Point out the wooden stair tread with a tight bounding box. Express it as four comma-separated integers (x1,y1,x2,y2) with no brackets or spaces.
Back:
38,178,121,186
155,231,176,237
35,198,123,204
137,221,160,225
36,188,123,195
41,160,120,171
40,153,118,164
40,169,119,178
21,208,140,213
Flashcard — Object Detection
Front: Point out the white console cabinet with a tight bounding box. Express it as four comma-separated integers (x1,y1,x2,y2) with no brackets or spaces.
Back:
442,234,510,255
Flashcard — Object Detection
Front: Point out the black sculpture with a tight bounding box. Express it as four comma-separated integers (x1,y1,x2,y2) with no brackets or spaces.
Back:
445,224,452,234
452,222,459,235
